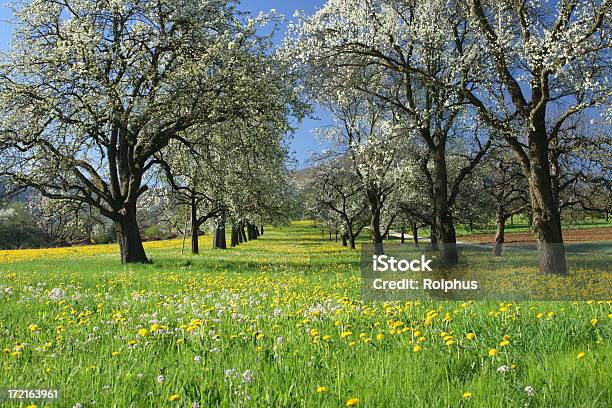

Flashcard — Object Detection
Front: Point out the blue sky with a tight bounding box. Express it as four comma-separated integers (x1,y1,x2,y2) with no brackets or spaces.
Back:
0,0,330,169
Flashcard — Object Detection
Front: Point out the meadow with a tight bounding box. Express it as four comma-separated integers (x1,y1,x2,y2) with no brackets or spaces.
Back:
0,221,610,407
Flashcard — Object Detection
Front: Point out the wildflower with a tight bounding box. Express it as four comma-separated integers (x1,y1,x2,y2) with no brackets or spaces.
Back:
194,355,202,363
28,323,41,332
376,333,384,341
590,318,598,326
346,397,360,406
316,386,328,393
322,335,331,341
413,345,422,352
577,352,586,359
499,340,510,347
138,329,150,337
465,332,475,340
242,370,254,384
26,405,37,408
496,365,509,373
340,331,352,339
111,351,121,357
488,348,498,357
462,391,472,399
168,394,180,402
73,404,83,408
192,403,200,408
156,374,165,383
524,386,535,397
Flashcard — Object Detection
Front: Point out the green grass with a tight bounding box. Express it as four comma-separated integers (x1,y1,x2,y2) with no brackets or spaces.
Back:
0,222,610,407
453,216,612,237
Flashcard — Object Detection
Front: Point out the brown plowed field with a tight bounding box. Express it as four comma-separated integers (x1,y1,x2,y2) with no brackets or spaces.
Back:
459,227,612,245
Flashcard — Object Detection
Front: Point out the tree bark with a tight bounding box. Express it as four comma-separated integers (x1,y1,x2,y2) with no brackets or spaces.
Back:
212,216,226,249
240,222,247,242
430,222,438,250
525,128,567,275
190,198,199,255
400,227,405,244
115,204,148,264
433,145,458,265
493,207,505,256
231,225,240,247
411,223,419,247
260,225,264,235
367,190,384,255
341,233,348,247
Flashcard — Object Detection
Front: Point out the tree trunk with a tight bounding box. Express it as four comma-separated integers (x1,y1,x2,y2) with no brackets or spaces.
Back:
247,223,257,240
231,225,240,247
430,222,438,250
526,129,568,275
335,231,338,242
341,233,348,247
433,145,458,265
240,222,247,242
260,225,264,235
190,198,199,255
493,207,505,256
411,223,419,247
115,205,148,264
400,227,405,244
212,216,226,249
368,190,384,255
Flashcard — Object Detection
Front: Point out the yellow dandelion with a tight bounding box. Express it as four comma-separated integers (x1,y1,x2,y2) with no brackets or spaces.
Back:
111,351,121,357
488,348,498,357
168,394,180,402
376,333,384,341
316,386,328,393
590,319,598,326
577,352,586,359
346,397,360,406
340,331,352,339
462,391,472,399
413,345,422,352
466,332,476,340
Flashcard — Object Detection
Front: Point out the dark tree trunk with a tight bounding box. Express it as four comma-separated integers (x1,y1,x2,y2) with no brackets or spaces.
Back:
190,198,199,255
493,207,506,256
240,223,247,242
367,190,384,255
411,223,419,247
231,225,240,247
432,145,458,265
341,233,348,247
246,223,255,240
329,228,332,241
260,225,264,235
254,225,260,238
400,227,405,244
350,236,356,249
115,204,148,264
335,231,338,242
212,216,226,249
526,128,567,275
430,222,438,250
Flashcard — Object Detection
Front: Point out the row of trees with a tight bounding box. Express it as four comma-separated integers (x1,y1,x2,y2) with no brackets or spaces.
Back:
289,0,610,274
0,0,305,262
